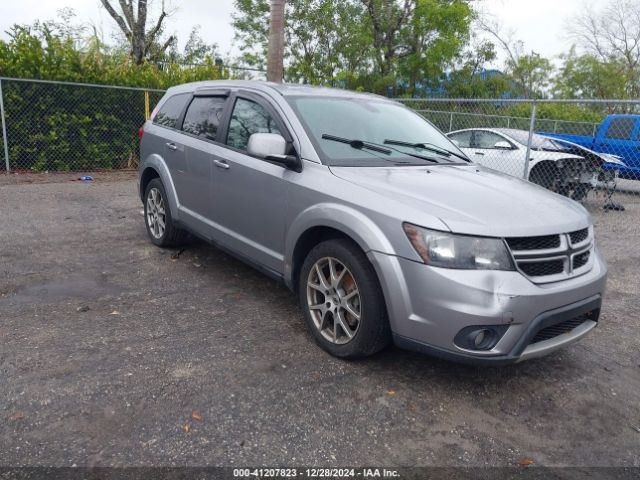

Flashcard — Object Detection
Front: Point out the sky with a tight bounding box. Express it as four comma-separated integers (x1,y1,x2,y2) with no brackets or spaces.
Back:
0,0,587,66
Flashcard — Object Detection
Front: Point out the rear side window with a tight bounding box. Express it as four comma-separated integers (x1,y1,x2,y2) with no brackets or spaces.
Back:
227,98,282,151
182,97,227,140
605,118,635,140
153,93,190,129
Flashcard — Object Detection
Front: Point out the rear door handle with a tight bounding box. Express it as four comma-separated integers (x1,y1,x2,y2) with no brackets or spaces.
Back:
474,152,485,156
214,159,230,170
166,142,178,151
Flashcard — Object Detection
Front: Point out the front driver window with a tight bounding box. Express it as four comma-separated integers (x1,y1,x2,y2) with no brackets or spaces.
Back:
449,131,472,148
227,98,282,151
474,131,505,149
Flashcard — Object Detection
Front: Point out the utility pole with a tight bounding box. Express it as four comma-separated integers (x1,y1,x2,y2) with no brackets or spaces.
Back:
266,0,285,83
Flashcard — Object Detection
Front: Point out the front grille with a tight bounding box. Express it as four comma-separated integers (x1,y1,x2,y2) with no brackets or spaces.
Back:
573,251,590,269
570,228,589,245
506,228,593,282
519,260,565,277
506,235,560,251
530,313,594,344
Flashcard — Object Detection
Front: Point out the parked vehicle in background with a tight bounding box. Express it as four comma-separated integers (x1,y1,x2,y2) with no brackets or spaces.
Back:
138,81,607,365
542,114,640,181
447,128,623,200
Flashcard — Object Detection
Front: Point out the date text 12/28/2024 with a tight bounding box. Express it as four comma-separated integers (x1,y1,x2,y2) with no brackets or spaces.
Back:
233,468,400,478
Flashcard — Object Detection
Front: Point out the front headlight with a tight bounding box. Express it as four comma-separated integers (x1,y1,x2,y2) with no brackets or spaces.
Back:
403,223,515,271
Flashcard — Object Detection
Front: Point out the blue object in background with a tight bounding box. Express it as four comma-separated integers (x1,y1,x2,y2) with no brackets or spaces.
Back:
541,114,640,181
79,176,94,181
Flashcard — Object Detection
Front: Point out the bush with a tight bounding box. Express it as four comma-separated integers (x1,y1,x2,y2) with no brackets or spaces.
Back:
0,20,227,171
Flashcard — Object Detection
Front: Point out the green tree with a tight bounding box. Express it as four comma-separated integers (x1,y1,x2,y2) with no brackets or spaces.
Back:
381,0,473,95
554,47,629,99
508,52,554,99
232,0,474,93
443,39,510,98
569,0,640,98
479,18,554,98
0,11,229,172
99,0,175,65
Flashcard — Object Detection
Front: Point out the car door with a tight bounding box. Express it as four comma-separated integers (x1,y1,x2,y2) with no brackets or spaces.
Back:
469,130,524,177
177,92,230,232
150,93,191,199
210,91,293,274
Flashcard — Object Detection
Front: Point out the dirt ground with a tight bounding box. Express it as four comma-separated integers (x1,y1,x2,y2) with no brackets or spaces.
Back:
0,172,638,468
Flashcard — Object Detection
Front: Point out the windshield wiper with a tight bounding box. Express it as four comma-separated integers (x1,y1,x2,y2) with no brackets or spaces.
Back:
384,139,471,163
321,134,392,155
322,134,441,164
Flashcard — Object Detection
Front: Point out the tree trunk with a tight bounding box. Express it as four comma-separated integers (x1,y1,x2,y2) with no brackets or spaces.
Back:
267,0,286,83
99,0,171,65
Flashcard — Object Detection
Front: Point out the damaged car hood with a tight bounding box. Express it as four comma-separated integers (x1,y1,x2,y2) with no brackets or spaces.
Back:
330,164,590,237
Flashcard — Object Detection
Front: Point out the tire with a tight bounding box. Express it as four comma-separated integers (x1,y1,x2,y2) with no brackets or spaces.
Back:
298,239,391,359
143,178,188,247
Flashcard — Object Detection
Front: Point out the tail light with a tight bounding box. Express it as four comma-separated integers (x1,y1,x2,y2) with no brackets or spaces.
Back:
138,127,145,140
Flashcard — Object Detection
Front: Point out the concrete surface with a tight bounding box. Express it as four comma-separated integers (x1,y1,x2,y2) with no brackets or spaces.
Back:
0,172,638,468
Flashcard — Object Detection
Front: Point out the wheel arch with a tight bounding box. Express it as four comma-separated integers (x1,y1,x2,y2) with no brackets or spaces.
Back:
140,166,160,201
138,155,180,219
528,160,559,181
285,204,395,291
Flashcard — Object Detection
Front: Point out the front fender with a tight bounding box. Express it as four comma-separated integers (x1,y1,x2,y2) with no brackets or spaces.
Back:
140,155,181,221
284,202,396,285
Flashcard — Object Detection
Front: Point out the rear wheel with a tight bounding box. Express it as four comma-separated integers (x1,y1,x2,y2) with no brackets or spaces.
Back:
144,178,188,247
298,239,391,359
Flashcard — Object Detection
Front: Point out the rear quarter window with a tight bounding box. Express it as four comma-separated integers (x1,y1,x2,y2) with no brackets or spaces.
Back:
153,93,191,129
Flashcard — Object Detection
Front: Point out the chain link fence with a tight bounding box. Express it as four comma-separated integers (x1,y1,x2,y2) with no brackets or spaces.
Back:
0,77,165,172
397,98,640,222
0,78,638,238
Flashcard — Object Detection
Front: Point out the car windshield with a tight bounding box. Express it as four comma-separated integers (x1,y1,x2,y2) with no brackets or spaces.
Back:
495,129,565,150
286,96,467,167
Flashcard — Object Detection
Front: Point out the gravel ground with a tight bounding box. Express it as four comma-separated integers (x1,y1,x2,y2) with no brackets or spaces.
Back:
0,172,638,468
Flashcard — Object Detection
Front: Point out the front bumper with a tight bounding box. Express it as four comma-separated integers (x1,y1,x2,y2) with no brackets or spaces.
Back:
368,248,607,365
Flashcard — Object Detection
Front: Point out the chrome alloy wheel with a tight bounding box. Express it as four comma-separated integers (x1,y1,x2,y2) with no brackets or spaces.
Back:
306,257,361,345
146,187,166,239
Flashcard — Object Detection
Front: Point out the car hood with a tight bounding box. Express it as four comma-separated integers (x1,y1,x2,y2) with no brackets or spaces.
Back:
329,164,590,237
538,136,627,167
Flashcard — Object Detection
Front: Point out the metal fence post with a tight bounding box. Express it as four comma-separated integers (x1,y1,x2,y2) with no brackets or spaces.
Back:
144,90,150,120
523,101,537,180
0,79,9,173
449,111,454,132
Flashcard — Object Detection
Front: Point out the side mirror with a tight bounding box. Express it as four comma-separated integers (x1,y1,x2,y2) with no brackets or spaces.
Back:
247,133,302,172
494,141,513,150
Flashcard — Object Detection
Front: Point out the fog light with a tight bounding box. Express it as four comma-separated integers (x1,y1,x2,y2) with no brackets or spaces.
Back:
474,329,487,347
454,325,509,351
473,329,495,350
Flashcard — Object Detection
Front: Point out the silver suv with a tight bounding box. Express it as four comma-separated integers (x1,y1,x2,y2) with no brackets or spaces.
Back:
138,81,607,364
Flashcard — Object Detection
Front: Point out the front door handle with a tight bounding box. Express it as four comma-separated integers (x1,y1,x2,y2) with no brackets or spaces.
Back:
166,142,178,151
475,152,485,156
214,159,230,170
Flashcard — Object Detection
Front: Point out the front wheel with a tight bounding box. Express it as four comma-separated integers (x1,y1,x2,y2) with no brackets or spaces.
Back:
298,239,391,359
